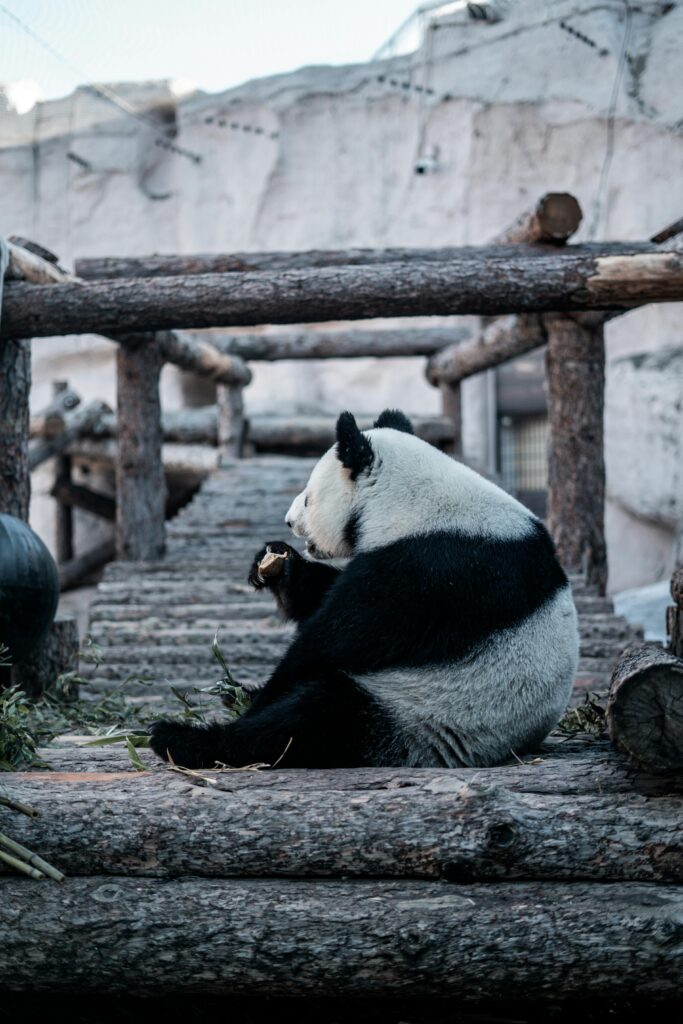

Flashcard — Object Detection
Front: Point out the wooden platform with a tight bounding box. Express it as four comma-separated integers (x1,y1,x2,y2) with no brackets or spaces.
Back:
82,455,643,704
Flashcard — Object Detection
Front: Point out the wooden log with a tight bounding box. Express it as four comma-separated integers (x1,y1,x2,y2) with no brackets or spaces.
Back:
70,439,219,477
607,642,683,772
51,480,116,521
426,314,547,386
0,338,30,520
116,340,166,561
156,331,251,385
209,325,470,360
10,617,79,697
4,238,76,285
668,567,683,658
0,876,681,999
51,383,75,563
216,383,245,458
495,192,583,245
58,539,115,592
439,383,462,456
73,238,647,280
2,754,682,881
28,400,112,471
4,247,683,339
29,385,81,437
546,316,607,594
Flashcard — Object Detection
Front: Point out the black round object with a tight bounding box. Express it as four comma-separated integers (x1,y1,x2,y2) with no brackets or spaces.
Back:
0,513,59,662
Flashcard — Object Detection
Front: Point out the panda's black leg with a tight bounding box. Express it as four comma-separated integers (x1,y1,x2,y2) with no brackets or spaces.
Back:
149,673,394,769
248,541,340,622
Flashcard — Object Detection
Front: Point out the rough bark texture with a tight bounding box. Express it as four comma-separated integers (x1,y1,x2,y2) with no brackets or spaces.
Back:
10,617,79,697
668,567,683,657
51,383,75,562
216,383,245,458
28,400,112,471
607,642,683,772
58,539,115,592
73,239,651,280
1,752,682,881
0,337,30,520
155,331,251,385
0,876,681,998
426,314,547,385
4,249,683,338
116,340,166,561
209,325,471,361
546,317,607,594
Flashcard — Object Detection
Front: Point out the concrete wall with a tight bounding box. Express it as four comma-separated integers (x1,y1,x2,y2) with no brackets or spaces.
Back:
1,0,681,591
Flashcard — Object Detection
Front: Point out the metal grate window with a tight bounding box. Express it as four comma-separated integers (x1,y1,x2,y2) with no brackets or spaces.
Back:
498,414,549,516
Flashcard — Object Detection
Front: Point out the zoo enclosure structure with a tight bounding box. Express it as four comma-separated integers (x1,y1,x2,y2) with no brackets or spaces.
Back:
1,197,683,1004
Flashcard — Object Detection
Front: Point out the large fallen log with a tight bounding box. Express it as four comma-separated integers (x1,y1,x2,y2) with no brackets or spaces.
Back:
4,247,683,339
0,876,681,998
607,642,683,772
1,751,681,881
73,238,651,280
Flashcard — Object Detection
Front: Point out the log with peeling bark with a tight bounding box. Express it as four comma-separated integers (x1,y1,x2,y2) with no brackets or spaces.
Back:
1,747,682,881
607,641,683,772
0,338,30,520
28,399,112,471
426,314,547,385
0,877,682,999
209,325,470,360
116,340,166,561
495,191,583,245
3,247,683,339
72,238,651,280
546,316,607,593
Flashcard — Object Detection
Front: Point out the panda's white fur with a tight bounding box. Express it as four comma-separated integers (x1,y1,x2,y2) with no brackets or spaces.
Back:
285,420,578,767
150,410,579,770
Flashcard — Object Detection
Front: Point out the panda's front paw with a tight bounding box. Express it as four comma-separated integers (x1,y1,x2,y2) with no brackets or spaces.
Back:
248,541,300,590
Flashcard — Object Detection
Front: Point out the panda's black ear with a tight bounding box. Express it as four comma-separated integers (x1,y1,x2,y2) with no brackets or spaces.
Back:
336,412,374,480
373,409,415,434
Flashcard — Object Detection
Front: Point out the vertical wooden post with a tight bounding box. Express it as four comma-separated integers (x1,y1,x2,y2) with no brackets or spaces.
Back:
52,381,74,562
0,338,31,521
439,383,462,457
545,316,607,594
116,338,166,560
667,567,683,658
217,383,245,459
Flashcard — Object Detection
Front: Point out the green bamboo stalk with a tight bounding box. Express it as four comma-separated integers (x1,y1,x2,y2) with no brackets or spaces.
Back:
0,833,64,883
0,794,39,818
0,848,45,880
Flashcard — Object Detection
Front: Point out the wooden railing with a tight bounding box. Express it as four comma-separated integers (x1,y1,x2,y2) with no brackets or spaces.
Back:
2,194,683,606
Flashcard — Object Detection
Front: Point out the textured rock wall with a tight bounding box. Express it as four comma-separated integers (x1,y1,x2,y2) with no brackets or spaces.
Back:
1,0,681,590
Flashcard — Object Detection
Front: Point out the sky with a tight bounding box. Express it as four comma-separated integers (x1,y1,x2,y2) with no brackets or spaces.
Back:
0,0,421,101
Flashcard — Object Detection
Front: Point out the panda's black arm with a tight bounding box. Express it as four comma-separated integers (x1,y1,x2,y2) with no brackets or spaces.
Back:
249,542,342,623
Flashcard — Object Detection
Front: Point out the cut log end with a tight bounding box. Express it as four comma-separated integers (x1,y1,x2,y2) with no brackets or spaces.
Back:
607,642,683,772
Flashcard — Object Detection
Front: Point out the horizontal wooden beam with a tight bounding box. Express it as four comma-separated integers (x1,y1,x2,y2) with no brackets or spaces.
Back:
156,331,251,385
73,238,651,280
3,246,682,339
208,325,470,361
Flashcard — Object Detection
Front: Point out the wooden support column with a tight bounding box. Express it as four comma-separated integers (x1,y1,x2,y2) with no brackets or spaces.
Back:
439,383,462,457
216,383,245,459
0,338,31,521
116,338,166,561
52,381,74,562
545,316,606,593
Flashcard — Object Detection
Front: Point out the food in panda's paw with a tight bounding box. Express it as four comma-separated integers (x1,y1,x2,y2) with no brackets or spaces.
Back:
258,547,289,580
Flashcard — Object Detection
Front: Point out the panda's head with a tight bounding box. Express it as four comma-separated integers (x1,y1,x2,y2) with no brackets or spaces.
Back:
285,407,534,558
285,409,419,559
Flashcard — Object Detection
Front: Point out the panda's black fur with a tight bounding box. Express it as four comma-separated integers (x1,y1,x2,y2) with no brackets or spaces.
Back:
150,409,578,770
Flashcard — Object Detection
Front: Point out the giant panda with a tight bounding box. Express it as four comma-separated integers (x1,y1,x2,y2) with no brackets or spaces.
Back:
150,409,579,770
